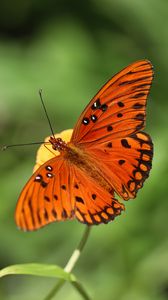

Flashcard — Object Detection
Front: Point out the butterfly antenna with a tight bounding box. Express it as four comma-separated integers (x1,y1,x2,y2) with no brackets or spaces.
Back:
39,89,55,138
1,141,49,151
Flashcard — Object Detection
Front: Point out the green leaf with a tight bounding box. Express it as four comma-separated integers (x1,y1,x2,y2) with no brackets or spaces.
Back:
0,263,76,282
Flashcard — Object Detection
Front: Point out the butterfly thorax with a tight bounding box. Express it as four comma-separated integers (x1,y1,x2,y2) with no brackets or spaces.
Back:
49,135,112,192
63,142,114,194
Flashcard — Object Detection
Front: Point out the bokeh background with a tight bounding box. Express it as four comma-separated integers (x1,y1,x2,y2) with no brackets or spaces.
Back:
0,0,168,299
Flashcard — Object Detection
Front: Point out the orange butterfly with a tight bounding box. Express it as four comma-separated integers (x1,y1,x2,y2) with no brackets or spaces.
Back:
15,60,154,231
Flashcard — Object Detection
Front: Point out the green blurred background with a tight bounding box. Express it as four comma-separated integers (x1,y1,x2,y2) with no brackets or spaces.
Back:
0,0,168,299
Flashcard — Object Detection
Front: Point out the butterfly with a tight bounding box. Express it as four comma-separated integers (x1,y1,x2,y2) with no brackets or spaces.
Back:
15,60,154,231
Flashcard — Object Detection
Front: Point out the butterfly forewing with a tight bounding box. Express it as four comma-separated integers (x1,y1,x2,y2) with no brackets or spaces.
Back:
71,60,153,144
15,156,75,231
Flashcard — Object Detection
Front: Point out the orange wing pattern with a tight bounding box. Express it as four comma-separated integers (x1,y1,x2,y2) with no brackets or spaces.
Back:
15,156,75,231
15,155,124,231
71,164,124,224
71,60,153,145
86,132,153,200
71,60,153,201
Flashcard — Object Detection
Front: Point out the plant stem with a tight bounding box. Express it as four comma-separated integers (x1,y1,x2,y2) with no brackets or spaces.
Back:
44,226,91,300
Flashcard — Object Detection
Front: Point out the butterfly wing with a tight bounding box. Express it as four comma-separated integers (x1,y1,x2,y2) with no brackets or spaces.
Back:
15,154,124,231
15,155,75,231
70,164,124,224
71,60,153,199
71,60,153,144
85,132,153,200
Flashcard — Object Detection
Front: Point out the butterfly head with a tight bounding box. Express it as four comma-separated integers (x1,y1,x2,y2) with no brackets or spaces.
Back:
49,136,67,152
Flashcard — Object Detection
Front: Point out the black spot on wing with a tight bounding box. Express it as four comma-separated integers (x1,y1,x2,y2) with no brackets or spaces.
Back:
136,122,144,131
61,185,66,190
75,196,84,204
118,159,125,165
107,125,113,132
118,101,125,107
44,196,50,202
28,198,35,227
62,209,68,218
106,142,112,148
133,92,146,98
44,209,49,221
46,165,53,171
41,181,48,188
100,104,108,112
46,172,53,178
91,115,98,123
133,103,144,109
34,174,42,182
52,209,57,218
135,113,144,121
121,139,131,148
82,117,90,125
91,98,101,110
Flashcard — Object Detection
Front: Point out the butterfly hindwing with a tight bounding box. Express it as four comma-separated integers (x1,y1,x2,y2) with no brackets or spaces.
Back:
69,164,125,224
86,132,153,200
